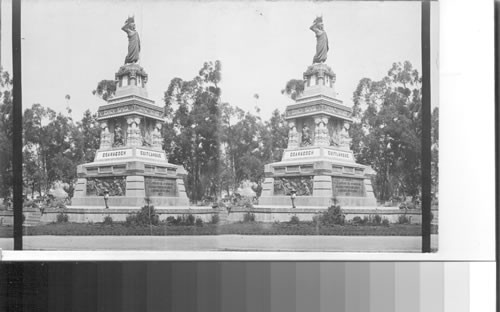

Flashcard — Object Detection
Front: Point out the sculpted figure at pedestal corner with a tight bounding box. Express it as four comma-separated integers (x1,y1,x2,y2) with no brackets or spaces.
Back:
113,123,124,147
301,125,312,146
310,16,329,64
122,16,141,64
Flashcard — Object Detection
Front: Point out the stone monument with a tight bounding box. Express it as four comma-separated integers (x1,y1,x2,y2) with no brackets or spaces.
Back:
71,17,189,209
259,17,377,208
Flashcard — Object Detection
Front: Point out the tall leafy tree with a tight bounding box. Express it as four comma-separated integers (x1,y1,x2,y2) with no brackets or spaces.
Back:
259,109,288,163
23,104,76,196
71,109,100,163
220,103,265,193
163,61,222,202
92,80,117,101
281,79,305,100
350,61,422,202
0,69,13,199
431,106,439,200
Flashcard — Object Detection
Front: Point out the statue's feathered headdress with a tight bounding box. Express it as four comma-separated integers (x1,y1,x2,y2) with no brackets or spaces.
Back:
314,16,323,24
125,16,135,24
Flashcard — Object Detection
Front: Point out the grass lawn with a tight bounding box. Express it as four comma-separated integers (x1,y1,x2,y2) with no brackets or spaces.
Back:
0,222,438,237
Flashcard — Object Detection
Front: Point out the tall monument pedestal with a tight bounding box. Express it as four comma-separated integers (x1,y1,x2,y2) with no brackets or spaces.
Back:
70,63,189,209
259,63,377,208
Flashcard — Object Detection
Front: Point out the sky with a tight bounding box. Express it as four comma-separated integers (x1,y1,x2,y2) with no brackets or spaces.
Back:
1,0,438,121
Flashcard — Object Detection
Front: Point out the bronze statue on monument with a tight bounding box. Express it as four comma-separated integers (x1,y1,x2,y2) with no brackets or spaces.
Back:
122,16,141,64
310,16,329,64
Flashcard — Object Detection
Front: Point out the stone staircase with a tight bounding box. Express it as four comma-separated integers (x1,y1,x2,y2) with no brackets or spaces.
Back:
431,210,439,225
217,208,230,224
23,209,42,227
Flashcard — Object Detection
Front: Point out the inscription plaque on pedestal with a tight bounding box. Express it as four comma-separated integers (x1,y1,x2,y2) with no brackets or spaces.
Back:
145,177,177,196
331,177,364,196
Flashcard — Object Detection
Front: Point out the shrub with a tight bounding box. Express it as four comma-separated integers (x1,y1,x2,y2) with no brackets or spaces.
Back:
319,205,345,226
289,215,300,225
351,216,369,225
125,205,159,226
185,214,195,226
137,205,159,226
56,212,68,223
236,196,254,209
125,214,137,226
243,212,255,223
312,215,320,224
352,216,362,224
195,217,203,227
382,218,390,226
151,214,160,225
372,214,382,225
210,214,220,224
398,214,410,224
103,215,113,225
166,216,176,225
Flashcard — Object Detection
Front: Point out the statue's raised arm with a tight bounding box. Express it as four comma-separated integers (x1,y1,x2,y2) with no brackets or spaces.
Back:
122,16,141,64
310,16,329,64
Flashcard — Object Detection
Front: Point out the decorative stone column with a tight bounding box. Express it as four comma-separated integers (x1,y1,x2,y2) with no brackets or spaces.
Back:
339,121,352,151
287,119,299,148
314,115,330,146
152,121,163,150
126,116,142,147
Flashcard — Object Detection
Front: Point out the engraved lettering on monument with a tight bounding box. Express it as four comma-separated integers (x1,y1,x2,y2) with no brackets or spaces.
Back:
331,177,364,197
144,177,177,197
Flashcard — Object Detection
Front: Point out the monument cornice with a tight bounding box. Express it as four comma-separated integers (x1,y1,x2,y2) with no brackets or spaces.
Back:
295,93,344,106
97,102,164,121
285,101,353,121
106,94,156,106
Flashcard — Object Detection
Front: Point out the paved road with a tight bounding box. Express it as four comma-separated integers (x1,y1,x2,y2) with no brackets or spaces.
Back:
0,235,438,252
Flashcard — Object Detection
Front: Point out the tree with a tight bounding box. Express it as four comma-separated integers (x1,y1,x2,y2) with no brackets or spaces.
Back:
72,109,100,163
281,79,305,100
23,104,77,196
92,80,116,101
350,61,422,202
259,109,288,163
431,106,439,199
220,103,266,193
163,61,222,202
0,69,13,199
